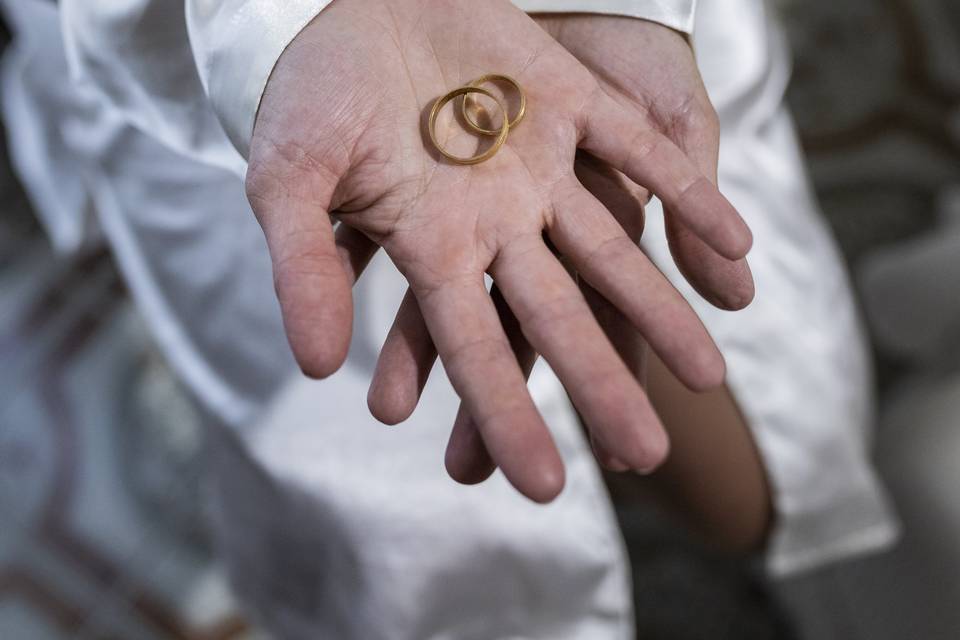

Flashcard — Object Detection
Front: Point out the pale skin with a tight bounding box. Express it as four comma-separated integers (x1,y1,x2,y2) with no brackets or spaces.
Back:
247,0,769,542
443,15,772,549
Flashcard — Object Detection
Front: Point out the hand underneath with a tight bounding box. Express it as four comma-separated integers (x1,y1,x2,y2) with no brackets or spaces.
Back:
539,14,755,308
245,0,752,502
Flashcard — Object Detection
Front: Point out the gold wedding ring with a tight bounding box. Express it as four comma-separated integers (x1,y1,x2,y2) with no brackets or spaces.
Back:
461,74,526,135
427,74,527,166
429,86,510,165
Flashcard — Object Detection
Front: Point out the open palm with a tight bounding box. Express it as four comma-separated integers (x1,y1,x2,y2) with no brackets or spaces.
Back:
434,14,761,487
246,0,752,502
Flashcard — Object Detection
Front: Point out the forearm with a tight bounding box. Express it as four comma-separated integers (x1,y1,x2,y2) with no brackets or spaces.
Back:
608,351,774,554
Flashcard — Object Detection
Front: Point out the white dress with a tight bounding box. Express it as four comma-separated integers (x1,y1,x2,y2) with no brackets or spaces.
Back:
0,0,897,637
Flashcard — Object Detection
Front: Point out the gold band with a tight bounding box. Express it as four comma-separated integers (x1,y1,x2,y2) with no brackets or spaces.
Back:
461,74,527,136
428,86,510,166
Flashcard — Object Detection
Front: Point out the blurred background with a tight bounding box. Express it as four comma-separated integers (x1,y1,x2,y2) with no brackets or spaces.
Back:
2,0,959,638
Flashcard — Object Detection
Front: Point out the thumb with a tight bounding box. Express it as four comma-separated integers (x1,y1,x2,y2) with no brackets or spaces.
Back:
246,163,354,378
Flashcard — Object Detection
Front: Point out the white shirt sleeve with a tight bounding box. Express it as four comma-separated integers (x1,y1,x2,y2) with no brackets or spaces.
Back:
61,0,248,176
514,0,695,31
184,0,338,159
185,0,697,159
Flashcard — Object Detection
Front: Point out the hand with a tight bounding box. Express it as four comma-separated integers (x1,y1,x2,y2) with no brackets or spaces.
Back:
374,15,757,489
245,0,752,502
539,14,755,308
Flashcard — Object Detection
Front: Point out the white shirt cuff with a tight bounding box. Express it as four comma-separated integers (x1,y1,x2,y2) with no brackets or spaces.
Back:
186,0,337,158
513,0,695,33
187,0,696,159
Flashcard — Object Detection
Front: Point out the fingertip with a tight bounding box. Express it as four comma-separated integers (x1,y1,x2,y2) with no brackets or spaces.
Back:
592,435,632,472
488,421,566,503
682,346,726,393
727,280,757,311
725,219,754,261
496,430,566,504
702,271,755,311
603,458,632,472
368,396,419,426
659,323,726,393
291,329,351,379
445,448,497,485
445,410,497,485
298,359,344,380
685,182,753,261
598,401,671,474
523,462,566,504
366,378,418,426
276,262,354,380
367,287,436,424
666,214,757,312
633,425,671,475
727,276,756,311
711,189,754,261
712,217,753,262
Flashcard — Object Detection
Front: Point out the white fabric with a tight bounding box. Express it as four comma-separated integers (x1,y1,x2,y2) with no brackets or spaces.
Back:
60,0,247,177
1,0,898,636
16,2,636,637
205,358,635,639
654,1,897,575
185,0,335,157
516,0,695,31
6,0,292,428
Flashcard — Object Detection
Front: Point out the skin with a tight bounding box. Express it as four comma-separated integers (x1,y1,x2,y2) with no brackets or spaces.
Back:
246,0,755,504
636,352,773,553
369,15,773,548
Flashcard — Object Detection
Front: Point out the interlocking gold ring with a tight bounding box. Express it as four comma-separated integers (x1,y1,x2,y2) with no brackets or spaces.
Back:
461,74,526,136
428,86,510,165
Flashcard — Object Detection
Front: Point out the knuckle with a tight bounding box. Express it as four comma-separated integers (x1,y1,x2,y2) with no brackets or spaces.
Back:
626,431,671,472
498,232,546,264
586,365,631,400
447,336,510,371
580,234,637,277
685,102,720,141
701,105,721,138
245,139,342,212
273,247,342,283
475,402,534,437
250,137,328,178
271,240,343,296
517,293,590,332
675,177,722,229
622,129,661,173
244,165,283,217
